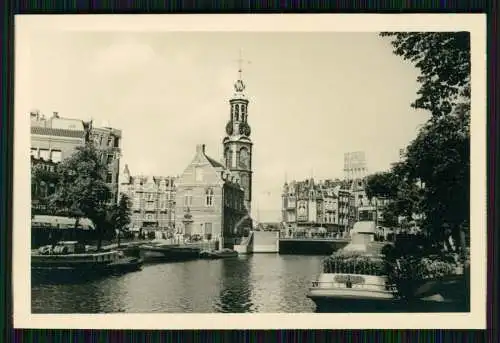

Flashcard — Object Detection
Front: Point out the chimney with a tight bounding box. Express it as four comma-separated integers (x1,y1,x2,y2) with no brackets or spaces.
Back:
52,111,59,118
196,144,206,154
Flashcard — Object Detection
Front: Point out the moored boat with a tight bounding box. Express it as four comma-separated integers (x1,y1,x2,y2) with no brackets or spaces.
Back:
139,241,201,263
199,248,238,259
307,223,397,312
31,241,143,278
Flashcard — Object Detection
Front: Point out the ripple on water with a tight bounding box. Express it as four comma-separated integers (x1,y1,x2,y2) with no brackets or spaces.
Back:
32,254,325,313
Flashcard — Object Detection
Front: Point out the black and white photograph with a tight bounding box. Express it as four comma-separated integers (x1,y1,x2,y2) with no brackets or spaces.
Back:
13,15,486,329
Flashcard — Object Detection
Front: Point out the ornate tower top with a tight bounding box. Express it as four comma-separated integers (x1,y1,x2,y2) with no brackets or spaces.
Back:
233,49,251,95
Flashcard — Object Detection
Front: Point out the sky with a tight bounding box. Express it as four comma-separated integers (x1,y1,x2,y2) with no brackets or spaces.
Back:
25,30,430,222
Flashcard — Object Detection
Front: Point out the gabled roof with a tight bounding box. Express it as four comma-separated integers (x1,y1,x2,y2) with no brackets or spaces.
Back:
206,156,226,169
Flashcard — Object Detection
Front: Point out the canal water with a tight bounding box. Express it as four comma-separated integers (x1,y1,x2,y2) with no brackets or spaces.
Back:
32,254,325,313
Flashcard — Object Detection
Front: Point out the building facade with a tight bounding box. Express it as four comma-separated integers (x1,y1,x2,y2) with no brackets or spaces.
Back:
31,111,86,163
282,178,354,233
222,76,253,217
31,156,59,215
119,164,177,232
89,125,122,203
175,144,246,244
30,110,122,204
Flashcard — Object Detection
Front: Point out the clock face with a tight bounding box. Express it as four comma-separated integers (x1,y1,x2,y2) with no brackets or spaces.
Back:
239,123,251,137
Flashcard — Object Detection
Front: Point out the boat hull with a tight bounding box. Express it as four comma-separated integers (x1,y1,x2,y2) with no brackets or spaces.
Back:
139,246,200,263
31,250,143,283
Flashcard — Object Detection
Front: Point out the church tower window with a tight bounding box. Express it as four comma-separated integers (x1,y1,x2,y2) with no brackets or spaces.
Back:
235,104,240,121
224,147,233,168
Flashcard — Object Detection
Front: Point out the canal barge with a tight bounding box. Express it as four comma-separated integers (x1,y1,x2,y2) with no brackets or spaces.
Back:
139,241,201,263
199,248,239,259
32,241,143,276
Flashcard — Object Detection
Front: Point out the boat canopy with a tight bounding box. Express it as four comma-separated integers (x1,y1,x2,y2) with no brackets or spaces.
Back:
31,215,95,230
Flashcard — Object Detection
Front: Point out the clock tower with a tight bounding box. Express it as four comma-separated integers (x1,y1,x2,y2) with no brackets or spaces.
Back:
223,56,253,214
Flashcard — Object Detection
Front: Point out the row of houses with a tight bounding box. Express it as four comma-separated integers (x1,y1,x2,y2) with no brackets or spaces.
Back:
281,177,389,234
30,73,255,247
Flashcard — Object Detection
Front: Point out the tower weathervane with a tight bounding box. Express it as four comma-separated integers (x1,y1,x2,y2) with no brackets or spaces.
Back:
235,49,251,81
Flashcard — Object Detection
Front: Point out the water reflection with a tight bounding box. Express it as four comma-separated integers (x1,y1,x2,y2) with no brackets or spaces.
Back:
216,257,253,313
32,254,326,313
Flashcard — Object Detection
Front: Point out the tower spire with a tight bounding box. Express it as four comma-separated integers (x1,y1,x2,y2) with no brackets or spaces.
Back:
235,49,251,83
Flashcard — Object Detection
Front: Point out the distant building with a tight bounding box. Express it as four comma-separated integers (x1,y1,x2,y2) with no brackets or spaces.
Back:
343,151,368,181
30,110,122,204
119,164,177,232
174,144,247,246
30,111,86,163
281,178,354,233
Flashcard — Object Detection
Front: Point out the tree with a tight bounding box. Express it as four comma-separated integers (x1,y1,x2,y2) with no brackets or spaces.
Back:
48,142,113,250
111,193,132,247
379,32,471,257
380,32,470,118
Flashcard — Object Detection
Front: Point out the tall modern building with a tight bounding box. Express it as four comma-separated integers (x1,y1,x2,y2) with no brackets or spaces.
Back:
119,164,177,232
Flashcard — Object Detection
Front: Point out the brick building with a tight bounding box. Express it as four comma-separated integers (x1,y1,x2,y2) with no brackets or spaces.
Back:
174,144,247,246
30,110,122,204
119,164,177,232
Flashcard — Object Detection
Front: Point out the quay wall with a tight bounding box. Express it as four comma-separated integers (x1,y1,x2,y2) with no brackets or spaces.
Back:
253,231,279,253
279,239,349,255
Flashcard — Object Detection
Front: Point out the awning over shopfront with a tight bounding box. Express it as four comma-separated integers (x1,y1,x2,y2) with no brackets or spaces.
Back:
31,215,95,230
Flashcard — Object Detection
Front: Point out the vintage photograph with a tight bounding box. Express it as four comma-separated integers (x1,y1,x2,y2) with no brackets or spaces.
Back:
13,14,486,329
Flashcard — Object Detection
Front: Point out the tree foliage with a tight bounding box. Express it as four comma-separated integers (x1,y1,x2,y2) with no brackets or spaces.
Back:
380,32,470,118
373,32,471,249
48,143,113,249
112,193,132,233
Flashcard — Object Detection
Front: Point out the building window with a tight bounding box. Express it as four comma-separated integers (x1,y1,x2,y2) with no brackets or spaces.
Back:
204,222,212,235
108,137,114,147
133,197,141,209
106,173,113,183
106,154,114,165
160,180,166,191
205,188,214,207
39,149,50,160
241,105,247,121
195,167,204,182
184,190,192,207
224,148,233,168
114,137,120,148
50,150,62,163
235,104,240,121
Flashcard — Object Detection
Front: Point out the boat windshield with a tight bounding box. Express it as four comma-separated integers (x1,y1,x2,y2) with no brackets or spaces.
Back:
322,252,386,276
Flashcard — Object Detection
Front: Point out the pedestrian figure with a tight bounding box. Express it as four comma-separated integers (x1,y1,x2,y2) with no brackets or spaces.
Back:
346,275,353,288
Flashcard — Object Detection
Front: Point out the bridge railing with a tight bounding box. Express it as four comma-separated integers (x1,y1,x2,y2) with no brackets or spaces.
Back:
279,231,348,240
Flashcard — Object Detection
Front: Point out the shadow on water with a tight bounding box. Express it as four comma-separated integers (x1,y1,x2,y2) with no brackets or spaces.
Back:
216,256,253,313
